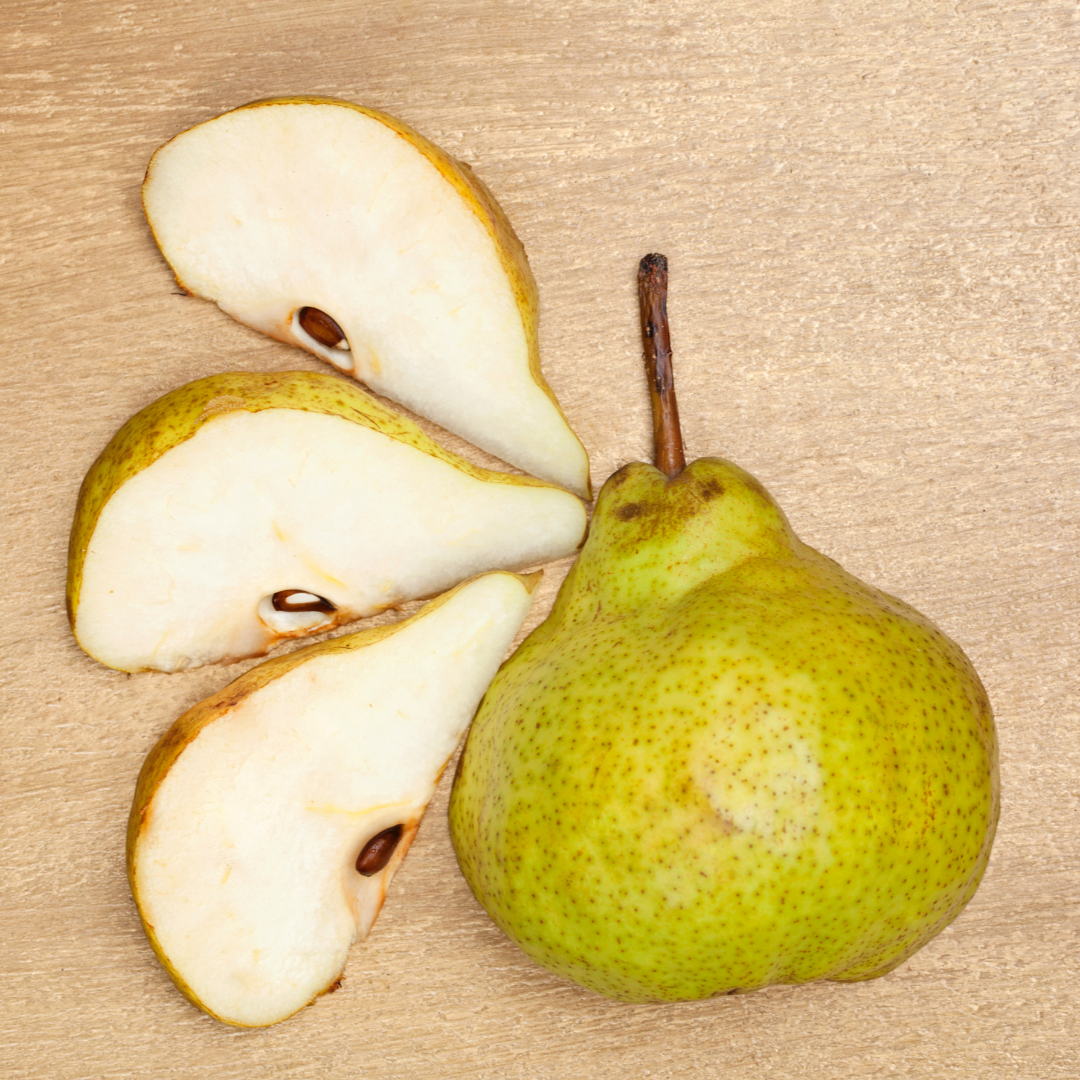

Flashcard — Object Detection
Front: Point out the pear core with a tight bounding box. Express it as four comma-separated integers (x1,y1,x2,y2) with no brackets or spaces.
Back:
450,459,999,1002
129,572,535,1027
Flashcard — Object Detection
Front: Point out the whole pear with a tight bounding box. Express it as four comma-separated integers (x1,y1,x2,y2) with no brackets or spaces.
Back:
449,256,998,1002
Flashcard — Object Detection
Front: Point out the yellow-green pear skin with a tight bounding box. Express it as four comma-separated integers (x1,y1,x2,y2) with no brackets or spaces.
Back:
450,459,999,1002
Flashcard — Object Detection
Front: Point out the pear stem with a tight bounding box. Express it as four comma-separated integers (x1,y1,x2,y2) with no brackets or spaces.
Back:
638,254,686,479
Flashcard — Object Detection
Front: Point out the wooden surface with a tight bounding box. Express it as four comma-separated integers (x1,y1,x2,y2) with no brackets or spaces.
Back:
2,0,1078,1076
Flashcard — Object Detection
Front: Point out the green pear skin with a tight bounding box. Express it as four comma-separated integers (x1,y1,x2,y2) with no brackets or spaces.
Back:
449,459,999,1002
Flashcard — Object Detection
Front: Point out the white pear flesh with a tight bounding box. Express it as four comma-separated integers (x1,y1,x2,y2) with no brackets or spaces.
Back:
128,572,535,1027
143,98,590,496
70,373,585,673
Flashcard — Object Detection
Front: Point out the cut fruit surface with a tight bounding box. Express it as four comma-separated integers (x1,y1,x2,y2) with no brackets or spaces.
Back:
68,371,585,672
129,572,536,1027
143,97,590,496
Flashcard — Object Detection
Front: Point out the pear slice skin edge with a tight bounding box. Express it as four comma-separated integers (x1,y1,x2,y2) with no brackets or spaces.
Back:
127,570,539,1027
142,96,591,498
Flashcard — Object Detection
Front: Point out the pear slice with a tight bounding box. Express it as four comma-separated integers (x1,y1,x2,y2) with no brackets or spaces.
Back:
128,571,535,1027
68,371,585,672
142,97,591,497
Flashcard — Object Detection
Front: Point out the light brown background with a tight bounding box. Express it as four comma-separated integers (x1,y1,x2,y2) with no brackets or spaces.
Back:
2,0,1078,1076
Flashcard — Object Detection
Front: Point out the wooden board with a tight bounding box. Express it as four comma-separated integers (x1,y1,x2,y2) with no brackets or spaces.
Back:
2,0,1077,1075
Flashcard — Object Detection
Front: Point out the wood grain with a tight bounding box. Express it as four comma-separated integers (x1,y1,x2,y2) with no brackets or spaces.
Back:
2,0,1078,1076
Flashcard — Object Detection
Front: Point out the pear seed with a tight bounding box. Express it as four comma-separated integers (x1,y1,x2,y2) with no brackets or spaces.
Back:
356,825,404,876
271,590,336,614
298,307,349,350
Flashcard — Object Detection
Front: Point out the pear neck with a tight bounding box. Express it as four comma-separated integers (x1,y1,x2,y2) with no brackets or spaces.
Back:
566,460,796,618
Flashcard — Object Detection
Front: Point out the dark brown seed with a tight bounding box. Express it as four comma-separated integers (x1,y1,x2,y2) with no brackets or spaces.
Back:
298,307,348,349
272,590,336,614
355,825,404,876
